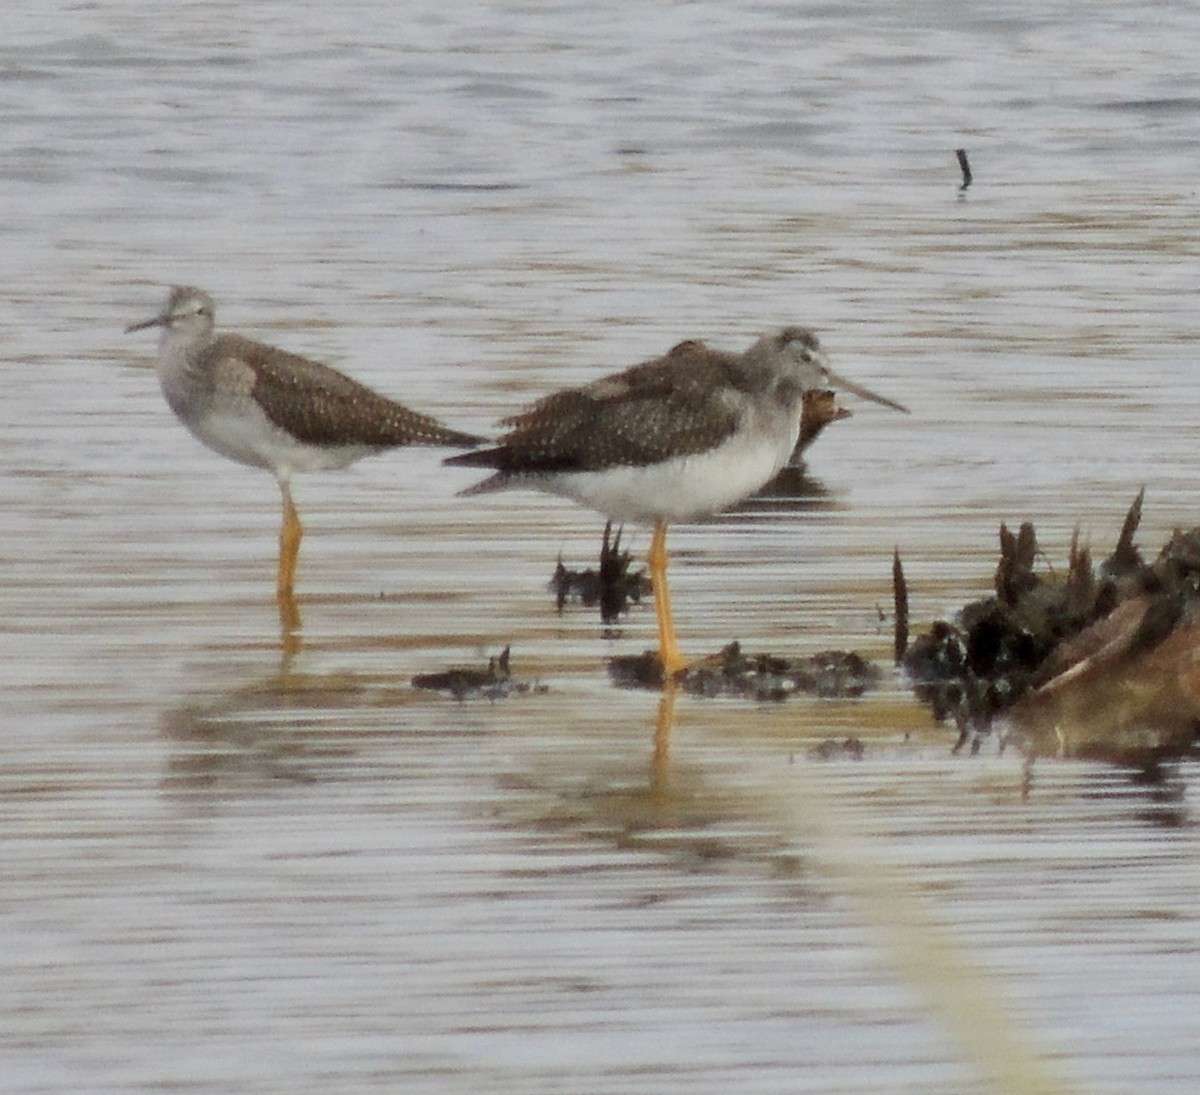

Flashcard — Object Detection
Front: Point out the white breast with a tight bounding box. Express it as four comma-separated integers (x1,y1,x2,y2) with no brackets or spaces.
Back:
186,408,374,477
156,332,374,479
543,421,799,524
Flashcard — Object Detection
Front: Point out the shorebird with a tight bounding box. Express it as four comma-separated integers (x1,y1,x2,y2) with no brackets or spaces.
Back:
447,329,908,677
127,286,483,605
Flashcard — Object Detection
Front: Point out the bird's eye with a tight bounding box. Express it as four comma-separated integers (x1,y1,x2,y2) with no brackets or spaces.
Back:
783,330,815,354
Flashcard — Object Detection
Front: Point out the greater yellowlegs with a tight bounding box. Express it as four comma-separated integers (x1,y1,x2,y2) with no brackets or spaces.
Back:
127,286,483,604
447,329,908,677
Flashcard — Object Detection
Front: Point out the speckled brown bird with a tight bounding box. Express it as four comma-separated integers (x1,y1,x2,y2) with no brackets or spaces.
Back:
447,329,907,677
127,286,482,603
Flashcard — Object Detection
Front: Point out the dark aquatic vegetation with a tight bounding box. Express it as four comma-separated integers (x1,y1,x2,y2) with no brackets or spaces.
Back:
412,646,548,702
806,736,867,761
899,491,1200,766
551,520,651,623
610,641,881,701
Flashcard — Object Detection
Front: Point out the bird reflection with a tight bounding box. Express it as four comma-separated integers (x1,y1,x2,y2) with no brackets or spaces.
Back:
158,647,392,798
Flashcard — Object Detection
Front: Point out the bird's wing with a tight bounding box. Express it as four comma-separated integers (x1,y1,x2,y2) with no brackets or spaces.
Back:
450,340,748,473
215,335,481,448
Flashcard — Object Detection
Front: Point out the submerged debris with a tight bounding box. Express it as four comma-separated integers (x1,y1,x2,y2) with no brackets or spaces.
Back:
791,389,852,465
807,736,867,761
551,520,651,623
899,490,1200,764
412,646,547,702
609,642,881,701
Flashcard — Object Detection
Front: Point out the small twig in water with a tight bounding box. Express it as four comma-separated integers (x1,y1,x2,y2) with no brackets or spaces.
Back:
893,547,909,665
955,148,973,191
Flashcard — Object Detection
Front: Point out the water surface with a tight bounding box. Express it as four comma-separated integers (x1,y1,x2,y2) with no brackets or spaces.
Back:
4,4,1200,1093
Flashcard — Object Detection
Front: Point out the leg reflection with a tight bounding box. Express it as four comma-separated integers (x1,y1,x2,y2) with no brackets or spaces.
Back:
651,679,679,788
278,589,303,663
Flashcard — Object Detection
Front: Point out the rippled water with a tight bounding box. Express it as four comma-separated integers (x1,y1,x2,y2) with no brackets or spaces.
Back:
4,4,1200,1093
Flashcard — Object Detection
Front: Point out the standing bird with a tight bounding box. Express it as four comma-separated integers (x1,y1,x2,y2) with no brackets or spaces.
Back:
127,286,483,606
446,329,908,677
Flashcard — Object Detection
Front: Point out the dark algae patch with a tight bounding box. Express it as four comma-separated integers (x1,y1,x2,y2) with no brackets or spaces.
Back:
898,491,1200,766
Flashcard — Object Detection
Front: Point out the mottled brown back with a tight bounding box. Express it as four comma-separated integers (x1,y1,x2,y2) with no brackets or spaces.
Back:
212,335,481,449
448,339,761,475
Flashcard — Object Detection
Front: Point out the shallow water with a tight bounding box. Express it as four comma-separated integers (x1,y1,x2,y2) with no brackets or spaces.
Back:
4,3,1200,1093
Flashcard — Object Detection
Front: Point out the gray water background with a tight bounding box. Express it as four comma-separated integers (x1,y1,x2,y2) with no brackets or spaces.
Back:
4,3,1200,1092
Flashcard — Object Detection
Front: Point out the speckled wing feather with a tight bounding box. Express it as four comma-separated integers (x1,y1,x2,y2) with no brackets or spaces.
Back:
214,335,482,449
448,340,751,476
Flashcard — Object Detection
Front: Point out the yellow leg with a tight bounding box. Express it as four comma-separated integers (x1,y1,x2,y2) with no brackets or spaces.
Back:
647,519,688,679
277,481,303,602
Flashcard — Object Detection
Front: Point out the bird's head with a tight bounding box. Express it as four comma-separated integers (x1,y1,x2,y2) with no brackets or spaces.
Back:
757,326,909,414
125,286,216,340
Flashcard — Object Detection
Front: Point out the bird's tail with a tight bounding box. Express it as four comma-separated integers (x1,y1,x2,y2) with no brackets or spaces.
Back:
453,472,510,497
